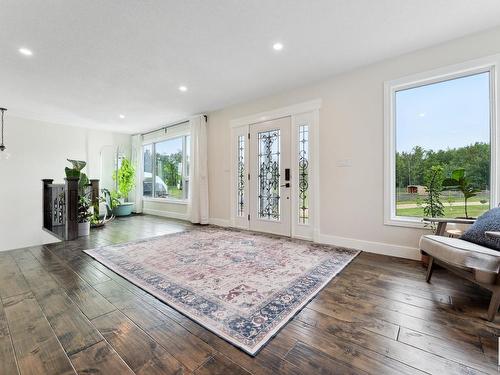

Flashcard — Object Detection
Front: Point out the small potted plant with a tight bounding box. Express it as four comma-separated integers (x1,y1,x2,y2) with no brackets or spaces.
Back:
78,194,93,236
112,157,136,216
65,159,93,236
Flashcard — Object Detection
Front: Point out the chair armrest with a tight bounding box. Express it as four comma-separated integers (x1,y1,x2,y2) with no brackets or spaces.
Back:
485,231,500,239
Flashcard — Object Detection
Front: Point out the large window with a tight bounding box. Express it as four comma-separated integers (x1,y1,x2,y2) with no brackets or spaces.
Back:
385,63,497,225
143,135,190,201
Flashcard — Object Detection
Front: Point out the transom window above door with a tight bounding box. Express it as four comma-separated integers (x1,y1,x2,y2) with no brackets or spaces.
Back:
384,58,499,227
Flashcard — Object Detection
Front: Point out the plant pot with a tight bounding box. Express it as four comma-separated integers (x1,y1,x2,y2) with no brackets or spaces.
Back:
78,221,90,236
113,202,134,217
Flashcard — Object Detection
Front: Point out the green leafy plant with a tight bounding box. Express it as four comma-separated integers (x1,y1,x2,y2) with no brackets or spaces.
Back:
78,195,92,223
65,159,92,223
423,165,445,219
112,158,136,201
65,159,86,179
109,190,122,209
442,168,481,218
415,196,422,208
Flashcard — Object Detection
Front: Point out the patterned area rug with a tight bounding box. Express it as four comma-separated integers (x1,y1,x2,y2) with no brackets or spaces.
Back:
84,226,359,355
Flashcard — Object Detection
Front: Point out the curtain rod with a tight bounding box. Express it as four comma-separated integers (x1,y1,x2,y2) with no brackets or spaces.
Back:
140,115,207,137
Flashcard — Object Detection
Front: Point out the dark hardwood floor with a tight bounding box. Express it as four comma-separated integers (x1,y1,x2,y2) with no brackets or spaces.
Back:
0,214,499,374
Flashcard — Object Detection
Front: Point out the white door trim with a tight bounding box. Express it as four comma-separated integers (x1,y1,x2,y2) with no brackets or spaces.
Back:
230,99,321,240
230,99,322,128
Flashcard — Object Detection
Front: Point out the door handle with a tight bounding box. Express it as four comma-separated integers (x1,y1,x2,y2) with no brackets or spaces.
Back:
280,183,290,188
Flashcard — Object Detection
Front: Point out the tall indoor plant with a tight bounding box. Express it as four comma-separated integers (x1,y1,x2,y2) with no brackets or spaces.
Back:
65,159,92,236
112,157,136,216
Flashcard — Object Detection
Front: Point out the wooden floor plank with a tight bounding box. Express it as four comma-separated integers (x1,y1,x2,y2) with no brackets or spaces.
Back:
22,247,117,320
38,246,111,286
0,298,19,375
2,215,499,375
145,320,214,372
93,280,214,371
323,280,499,338
307,294,400,340
95,278,302,375
284,342,368,375
296,307,491,375
91,310,186,374
398,327,497,373
0,254,30,299
12,249,104,356
282,322,426,375
3,292,76,375
194,353,251,375
69,340,134,374
311,287,488,347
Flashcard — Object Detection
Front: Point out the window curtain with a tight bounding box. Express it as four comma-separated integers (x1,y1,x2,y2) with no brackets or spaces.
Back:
188,115,209,224
131,134,143,213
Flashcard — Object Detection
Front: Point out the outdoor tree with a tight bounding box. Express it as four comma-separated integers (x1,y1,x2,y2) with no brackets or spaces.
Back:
395,142,490,189
442,168,481,218
423,165,444,218
158,151,182,188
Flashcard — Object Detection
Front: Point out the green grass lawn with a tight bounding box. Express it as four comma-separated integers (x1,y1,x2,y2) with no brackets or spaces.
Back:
396,195,489,205
396,204,490,218
168,186,184,199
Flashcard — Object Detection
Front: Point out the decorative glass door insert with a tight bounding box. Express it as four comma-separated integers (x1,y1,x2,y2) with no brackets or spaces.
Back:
249,117,291,236
258,130,281,220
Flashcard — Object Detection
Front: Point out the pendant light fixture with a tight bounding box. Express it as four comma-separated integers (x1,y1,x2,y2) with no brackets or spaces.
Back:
0,108,11,160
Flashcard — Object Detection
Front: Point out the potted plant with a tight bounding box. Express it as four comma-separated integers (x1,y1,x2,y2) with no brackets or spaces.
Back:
78,194,92,235
66,159,93,236
65,159,86,179
442,168,480,219
112,157,136,217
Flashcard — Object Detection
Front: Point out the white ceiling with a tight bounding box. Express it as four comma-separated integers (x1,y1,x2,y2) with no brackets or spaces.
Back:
2,1,500,133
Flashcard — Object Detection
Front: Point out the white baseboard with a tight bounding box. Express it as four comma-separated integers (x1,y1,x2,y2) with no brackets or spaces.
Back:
318,233,420,260
143,208,189,221
209,218,231,227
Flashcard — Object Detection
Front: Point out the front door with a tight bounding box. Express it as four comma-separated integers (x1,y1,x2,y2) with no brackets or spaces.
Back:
249,117,291,236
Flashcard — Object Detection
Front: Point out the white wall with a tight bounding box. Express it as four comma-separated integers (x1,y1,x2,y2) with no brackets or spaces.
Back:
207,26,500,259
143,200,188,220
0,116,130,251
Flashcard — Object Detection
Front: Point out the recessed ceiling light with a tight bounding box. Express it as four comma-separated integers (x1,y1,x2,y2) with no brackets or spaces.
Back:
18,47,33,56
272,42,284,51
179,85,188,92
119,114,125,119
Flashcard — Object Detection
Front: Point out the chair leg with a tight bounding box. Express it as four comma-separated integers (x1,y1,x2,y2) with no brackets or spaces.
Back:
487,290,500,322
426,256,434,283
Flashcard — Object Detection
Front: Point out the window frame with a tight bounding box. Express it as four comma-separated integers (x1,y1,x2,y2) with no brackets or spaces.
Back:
384,56,499,228
142,131,191,204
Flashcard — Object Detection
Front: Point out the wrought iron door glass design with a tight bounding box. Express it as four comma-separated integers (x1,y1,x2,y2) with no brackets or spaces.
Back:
258,130,281,220
298,125,309,224
237,135,245,217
